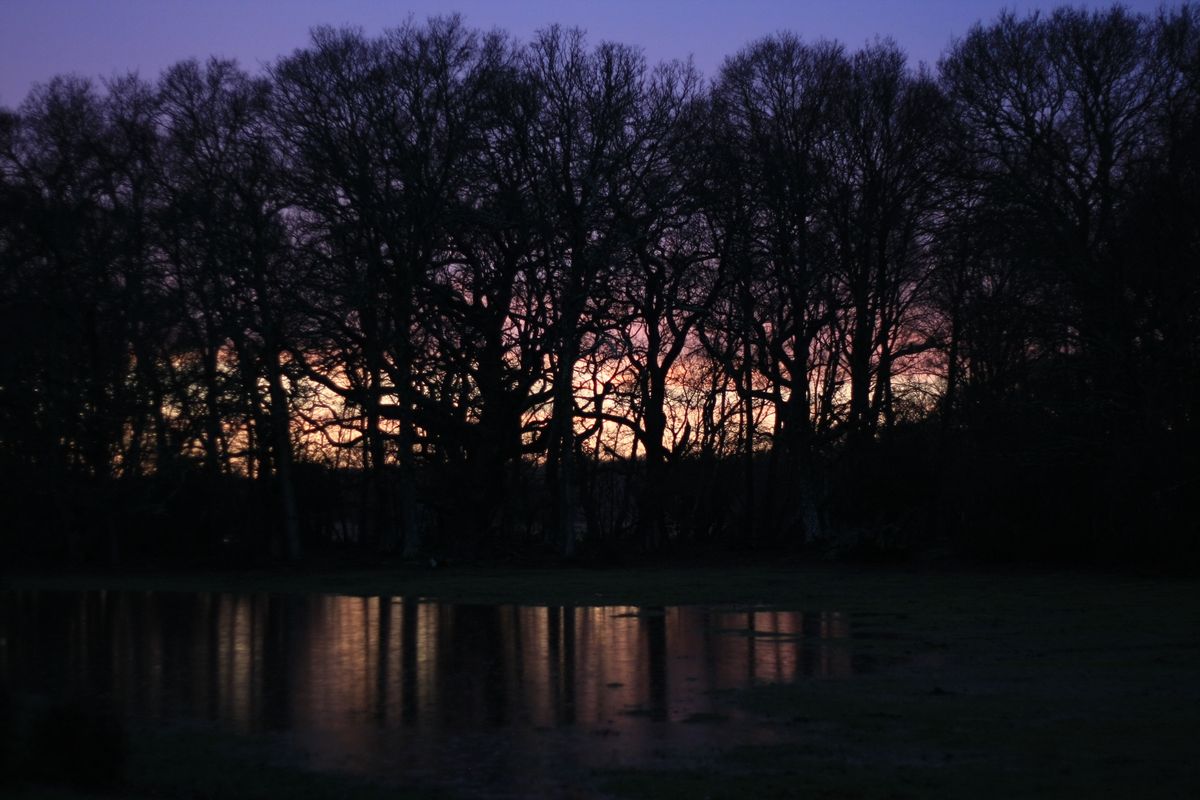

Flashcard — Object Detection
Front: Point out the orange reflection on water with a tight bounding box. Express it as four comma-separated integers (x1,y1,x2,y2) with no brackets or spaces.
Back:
1,590,868,773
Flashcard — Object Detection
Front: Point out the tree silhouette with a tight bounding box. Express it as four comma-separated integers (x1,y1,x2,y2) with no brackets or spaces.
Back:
1,6,1197,567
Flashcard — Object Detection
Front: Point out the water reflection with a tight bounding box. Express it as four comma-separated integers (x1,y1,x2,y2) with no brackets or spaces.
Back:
2,591,861,791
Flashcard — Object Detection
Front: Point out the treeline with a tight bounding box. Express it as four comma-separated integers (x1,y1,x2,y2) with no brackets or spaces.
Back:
1,5,1197,567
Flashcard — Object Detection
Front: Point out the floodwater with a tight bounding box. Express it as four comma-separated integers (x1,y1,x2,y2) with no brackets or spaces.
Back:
1,591,870,796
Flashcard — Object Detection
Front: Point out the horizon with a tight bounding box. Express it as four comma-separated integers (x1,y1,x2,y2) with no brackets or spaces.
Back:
0,0,1173,106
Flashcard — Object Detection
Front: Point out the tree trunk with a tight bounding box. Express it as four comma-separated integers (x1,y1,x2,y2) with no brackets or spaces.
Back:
266,349,301,560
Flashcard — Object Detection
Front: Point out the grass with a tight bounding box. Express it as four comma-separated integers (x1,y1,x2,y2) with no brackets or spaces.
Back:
602,662,1199,798
6,563,1199,798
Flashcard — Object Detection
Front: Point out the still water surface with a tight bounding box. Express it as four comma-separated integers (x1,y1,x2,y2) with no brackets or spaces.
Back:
2,591,868,794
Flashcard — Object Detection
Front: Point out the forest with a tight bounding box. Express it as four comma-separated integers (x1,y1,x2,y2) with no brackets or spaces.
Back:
1,4,1197,568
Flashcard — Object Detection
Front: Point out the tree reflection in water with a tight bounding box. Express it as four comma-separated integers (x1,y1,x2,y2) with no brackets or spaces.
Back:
2,591,862,789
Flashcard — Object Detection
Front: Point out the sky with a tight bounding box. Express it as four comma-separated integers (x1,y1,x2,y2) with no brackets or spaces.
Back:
0,0,1174,107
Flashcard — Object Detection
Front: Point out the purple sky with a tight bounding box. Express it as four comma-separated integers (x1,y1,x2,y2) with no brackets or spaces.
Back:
0,0,1172,107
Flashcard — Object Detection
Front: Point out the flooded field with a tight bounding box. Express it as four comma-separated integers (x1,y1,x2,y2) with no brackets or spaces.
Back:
1,591,879,795
4,571,1196,799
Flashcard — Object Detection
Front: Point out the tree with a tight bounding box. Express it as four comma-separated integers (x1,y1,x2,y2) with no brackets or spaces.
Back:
704,34,848,543
825,42,945,440
521,28,648,557
158,58,302,559
273,18,494,555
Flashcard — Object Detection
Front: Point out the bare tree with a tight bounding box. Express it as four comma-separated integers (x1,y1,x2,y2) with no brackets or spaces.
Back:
521,28,648,557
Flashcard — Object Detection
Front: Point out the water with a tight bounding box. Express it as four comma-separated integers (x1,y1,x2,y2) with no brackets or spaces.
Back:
1,590,868,795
